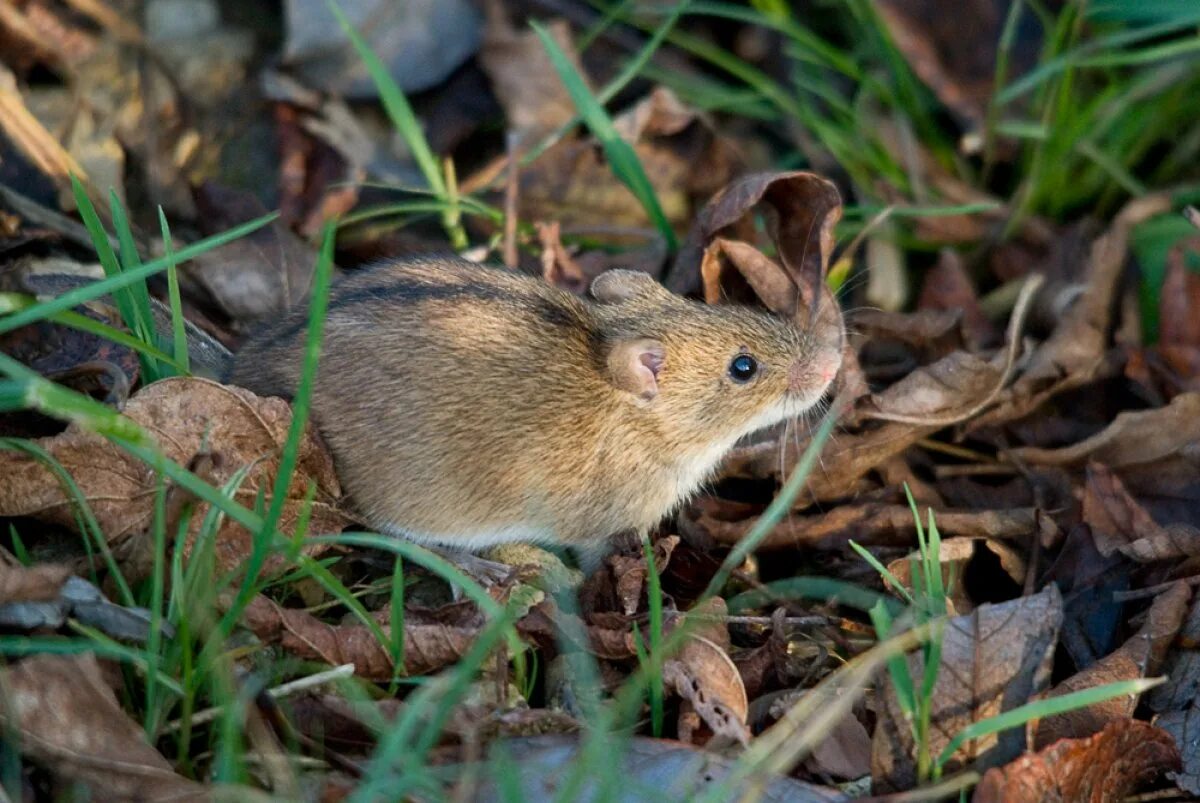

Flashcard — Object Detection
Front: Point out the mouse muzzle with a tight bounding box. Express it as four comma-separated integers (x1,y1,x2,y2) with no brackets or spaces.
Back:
787,346,842,402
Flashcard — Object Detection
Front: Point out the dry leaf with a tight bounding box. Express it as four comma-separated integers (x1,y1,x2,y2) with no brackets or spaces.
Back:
0,377,346,575
1147,593,1200,714
1153,705,1200,795
479,3,581,139
872,585,1063,792
473,735,847,802
887,536,1026,614
969,194,1172,431
1035,581,1190,747
973,719,1179,803
668,170,841,298
189,183,322,323
666,632,750,748
1010,392,1200,469
683,500,1053,552
0,653,207,800
1083,463,1200,562
241,594,487,680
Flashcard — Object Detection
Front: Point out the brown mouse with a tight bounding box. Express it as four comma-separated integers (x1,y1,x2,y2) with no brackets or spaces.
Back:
228,257,842,558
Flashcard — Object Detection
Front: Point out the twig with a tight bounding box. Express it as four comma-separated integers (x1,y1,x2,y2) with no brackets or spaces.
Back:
503,131,520,268
863,273,1044,426
163,662,356,734
1113,575,1200,603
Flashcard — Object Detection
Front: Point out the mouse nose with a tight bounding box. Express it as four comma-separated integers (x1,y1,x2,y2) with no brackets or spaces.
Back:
788,350,841,394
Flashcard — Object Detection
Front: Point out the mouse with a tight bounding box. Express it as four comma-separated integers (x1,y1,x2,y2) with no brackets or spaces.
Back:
227,256,843,560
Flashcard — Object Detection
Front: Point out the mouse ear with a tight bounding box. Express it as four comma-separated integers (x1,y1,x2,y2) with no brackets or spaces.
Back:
607,338,665,401
590,270,668,304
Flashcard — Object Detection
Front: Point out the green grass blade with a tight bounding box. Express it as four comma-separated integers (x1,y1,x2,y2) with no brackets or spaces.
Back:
159,208,190,375
0,294,185,373
0,212,278,337
532,20,678,250
389,556,406,685
224,222,336,624
107,191,156,339
327,0,467,249
850,539,915,606
70,177,136,331
642,534,664,738
936,677,1164,769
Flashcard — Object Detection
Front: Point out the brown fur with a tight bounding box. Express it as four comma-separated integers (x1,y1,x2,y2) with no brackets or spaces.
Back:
229,257,842,554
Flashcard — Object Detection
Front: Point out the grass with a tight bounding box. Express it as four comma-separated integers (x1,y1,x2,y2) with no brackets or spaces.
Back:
852,489,1161,785
327,0,470,251
533,20,679,251
2,0,1198,798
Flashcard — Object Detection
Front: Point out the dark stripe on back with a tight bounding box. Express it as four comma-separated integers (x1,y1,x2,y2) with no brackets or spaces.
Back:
254,277,584,351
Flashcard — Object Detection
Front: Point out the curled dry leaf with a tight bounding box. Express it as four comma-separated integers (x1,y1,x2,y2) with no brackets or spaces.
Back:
1035,581,1190,747
0,377,346,576
668,170,841,298
861,273,1043,427
665,632,750,748
973,720,1180,803
872,585,1063,792
609,535,678,617
0,653,208,800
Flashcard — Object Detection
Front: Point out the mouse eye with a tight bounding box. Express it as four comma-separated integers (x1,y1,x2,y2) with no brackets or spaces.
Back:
728,354,759,384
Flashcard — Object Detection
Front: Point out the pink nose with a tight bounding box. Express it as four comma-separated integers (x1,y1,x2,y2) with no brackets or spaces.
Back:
789,355,840,393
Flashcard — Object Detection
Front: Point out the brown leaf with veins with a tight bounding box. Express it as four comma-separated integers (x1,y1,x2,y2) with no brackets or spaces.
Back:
1035,581,1190,747
872,585,1063,792
973,720,1179,803
0,653,208,800
0,377,346,576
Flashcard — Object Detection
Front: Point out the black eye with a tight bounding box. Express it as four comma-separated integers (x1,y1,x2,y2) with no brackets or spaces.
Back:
728,354,758,383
